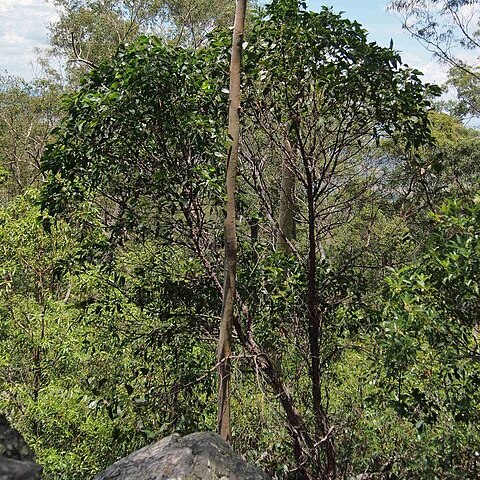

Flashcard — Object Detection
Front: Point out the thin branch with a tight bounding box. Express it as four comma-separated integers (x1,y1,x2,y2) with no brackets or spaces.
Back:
70,32,98,69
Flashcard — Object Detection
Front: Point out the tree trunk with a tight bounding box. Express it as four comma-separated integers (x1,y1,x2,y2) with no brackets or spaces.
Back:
305,163,336,479
217,0,247,442
277,139,296,254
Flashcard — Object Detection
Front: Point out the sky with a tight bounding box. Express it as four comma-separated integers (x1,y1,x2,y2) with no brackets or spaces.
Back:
311,0,451,84
0,0,57,80
0,0,450,84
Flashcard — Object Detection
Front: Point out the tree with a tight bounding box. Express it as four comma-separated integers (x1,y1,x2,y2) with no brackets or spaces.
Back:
40,2,440,478
369,111,480,233
240,1,439,475
276,138,296,253
388,0,480,73
370,196,480,478
0,188,223,478
447,65,480,119
217,0,247,442
162,0,237,47
46,0,236,82
388,0,480,121
0,75,62,202
0,191,109,478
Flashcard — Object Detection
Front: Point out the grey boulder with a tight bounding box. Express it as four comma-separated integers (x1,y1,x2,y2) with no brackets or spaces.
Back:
0,458,42,480
94,432,270,480
0,414,42,480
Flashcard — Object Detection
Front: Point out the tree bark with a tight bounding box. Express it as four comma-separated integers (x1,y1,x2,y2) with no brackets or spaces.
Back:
277,139,296,254
304,150,336,479
217,0,247,442
242,327,314,479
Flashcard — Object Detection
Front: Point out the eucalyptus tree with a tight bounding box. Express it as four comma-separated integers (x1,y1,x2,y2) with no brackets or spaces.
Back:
388,0,480,121
0,75,62,203
217,0,247,442
447,65,480,120
47,0,236,82
388,0,480,73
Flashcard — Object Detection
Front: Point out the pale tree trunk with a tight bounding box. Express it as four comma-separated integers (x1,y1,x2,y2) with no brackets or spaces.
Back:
277,139,296,253
217,0,247,442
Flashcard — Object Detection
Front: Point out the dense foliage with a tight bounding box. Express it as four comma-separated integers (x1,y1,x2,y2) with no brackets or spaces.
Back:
1,0,480,479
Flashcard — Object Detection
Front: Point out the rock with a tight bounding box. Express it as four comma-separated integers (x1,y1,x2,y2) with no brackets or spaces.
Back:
0,414,42,480
0,458,42,480
94,431,270,480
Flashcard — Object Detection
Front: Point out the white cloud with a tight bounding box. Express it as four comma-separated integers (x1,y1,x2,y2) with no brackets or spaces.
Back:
2,0,477,86
0,0,58,79
399,51,449,84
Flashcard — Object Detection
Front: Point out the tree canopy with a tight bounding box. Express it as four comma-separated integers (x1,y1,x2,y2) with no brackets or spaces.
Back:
1,1,480,479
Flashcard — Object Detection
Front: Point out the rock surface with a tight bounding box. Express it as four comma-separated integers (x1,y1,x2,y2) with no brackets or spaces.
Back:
0,414,42,480
94,431,270,480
